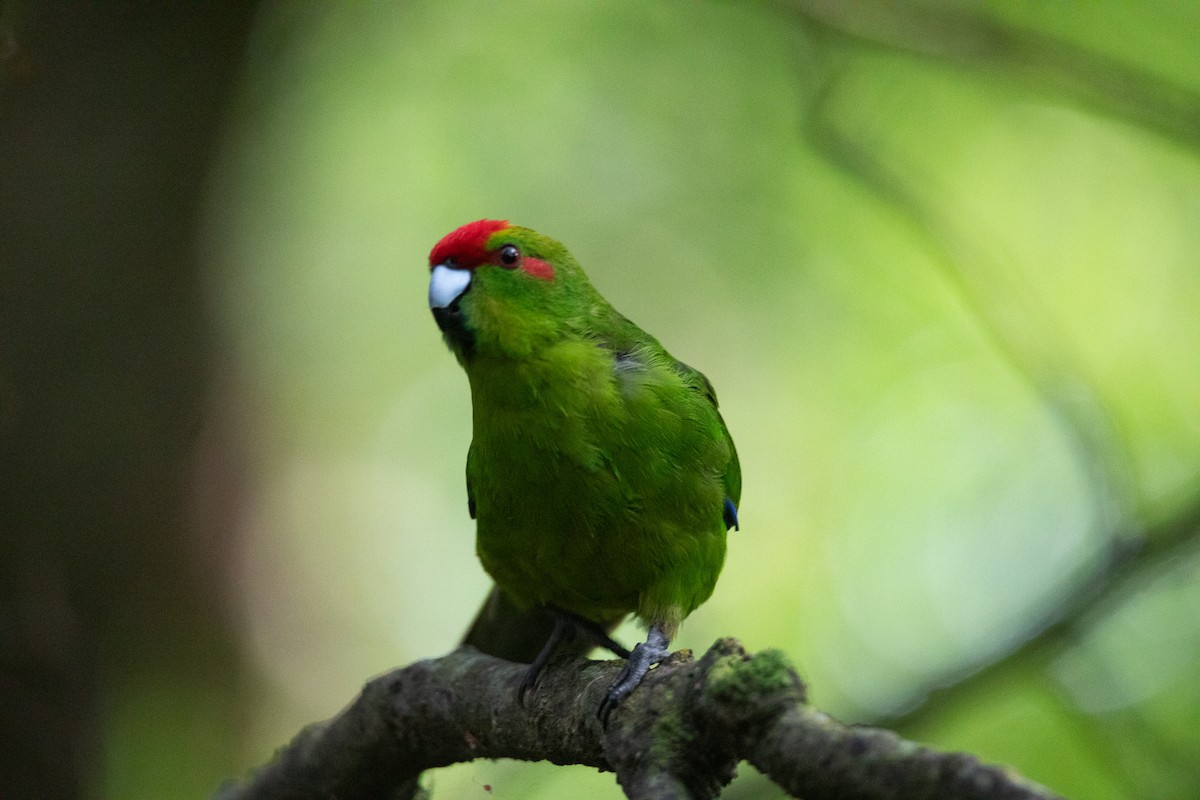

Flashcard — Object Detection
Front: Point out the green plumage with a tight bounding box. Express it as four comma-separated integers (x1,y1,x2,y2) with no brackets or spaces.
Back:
429,220,739,667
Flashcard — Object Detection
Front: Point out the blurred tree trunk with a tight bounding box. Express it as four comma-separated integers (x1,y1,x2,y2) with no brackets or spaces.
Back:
0,3,259,797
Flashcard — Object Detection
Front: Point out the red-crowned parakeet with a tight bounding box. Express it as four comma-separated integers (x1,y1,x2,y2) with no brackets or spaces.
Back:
427,219,740,718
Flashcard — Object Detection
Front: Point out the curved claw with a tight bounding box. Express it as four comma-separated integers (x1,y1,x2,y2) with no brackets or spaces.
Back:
598,625,670,725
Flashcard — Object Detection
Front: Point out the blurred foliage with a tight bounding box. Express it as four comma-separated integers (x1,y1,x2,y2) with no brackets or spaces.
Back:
42,0,1196,798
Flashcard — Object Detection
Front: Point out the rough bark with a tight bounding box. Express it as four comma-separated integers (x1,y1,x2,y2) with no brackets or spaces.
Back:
218,640,1063,800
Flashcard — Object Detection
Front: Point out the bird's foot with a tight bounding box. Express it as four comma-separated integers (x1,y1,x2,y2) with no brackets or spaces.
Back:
598,625,670,724
517,662,541,706
517,614,570,706
518,609,631,706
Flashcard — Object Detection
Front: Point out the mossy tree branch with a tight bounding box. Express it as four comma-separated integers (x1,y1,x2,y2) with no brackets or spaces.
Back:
217,639,1061,800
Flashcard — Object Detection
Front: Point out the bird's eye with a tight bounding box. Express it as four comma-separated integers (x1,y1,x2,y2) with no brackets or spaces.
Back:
498,245,521,267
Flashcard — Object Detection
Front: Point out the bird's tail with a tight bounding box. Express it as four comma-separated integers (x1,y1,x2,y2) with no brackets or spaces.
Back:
461,585,622,662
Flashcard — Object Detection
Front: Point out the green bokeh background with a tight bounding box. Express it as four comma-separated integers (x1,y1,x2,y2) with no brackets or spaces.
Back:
108,2,1200,798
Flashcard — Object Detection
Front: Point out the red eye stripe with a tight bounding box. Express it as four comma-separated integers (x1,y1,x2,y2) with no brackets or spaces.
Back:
521,257,554,280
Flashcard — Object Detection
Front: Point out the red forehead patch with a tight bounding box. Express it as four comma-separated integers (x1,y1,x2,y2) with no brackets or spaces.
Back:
429,219,509,269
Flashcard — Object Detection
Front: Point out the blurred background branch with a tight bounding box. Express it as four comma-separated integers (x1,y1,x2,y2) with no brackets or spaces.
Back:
780,0,1200,151
883,488,1200,730
783,0,1200,724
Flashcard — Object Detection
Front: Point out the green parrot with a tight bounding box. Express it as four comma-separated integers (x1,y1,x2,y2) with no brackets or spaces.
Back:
427,219,740,718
